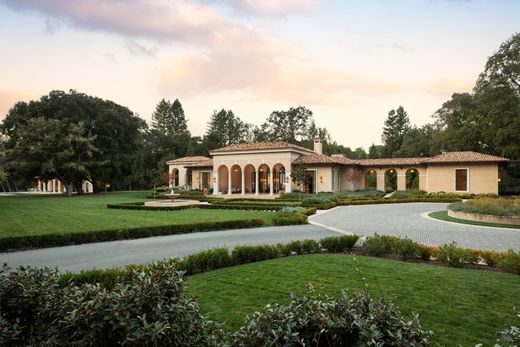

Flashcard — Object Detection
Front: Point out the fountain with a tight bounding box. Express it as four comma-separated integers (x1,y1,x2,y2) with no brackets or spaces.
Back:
144,189,200,207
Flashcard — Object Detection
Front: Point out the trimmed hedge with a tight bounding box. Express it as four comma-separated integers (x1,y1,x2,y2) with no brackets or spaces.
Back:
338,197,461,206
107,202,284,212
0,219,265,252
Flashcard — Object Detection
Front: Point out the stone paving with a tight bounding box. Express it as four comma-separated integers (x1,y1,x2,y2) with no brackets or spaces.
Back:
309,202,520,251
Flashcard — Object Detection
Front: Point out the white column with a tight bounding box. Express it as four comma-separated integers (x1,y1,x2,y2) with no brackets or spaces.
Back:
53,180,57,192
227,169,232,195
286,172,292,193
269,169,274,196
213,172,219,195
255,170,259,196
241,168,245,195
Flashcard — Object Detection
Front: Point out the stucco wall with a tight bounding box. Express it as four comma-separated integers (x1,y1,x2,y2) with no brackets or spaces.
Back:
358,166,427,192
426,163,499,194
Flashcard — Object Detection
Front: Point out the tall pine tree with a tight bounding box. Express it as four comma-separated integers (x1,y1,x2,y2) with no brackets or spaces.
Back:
381,106,410,157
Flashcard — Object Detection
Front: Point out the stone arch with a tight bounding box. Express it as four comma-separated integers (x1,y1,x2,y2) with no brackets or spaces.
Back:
217,165,229,194
365,169,377,189
171,168,179,187
244,164,256,194
258,164,271,194
273,163,286,194
406,168,420,190
385,169,397,192
230,164,242,194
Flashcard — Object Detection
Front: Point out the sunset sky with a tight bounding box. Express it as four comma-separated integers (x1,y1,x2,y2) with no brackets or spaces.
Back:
0,0,518,148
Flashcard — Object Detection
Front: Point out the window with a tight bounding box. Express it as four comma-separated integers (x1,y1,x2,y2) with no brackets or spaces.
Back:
455,169,468,191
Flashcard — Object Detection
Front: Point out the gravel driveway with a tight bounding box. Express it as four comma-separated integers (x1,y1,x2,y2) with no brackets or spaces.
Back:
309,203,520,251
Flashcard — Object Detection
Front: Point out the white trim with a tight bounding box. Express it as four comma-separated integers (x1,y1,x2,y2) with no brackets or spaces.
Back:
305,168,318,194
454,167,470,193
210,147,315,156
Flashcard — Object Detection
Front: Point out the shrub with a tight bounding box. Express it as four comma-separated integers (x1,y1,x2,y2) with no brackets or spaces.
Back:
480,250,502,267
273,213,308,225
0,263,222,346
275,206,305,216
182,247,233,275
301,239,320,253
463,249,481,265
393,189,428,199
320,235,359,252
231,290,433,346
419,245,436,260
394,237,421,261
231,244,280,264
363,234,388,256
498,249,520,274
437,242,467,267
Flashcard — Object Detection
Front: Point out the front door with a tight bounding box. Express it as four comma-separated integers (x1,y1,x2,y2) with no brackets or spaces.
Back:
305,171,315,194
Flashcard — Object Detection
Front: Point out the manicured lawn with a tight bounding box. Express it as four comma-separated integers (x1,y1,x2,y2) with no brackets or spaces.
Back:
0,192,275,238
429,210,520,229
187,254,520,346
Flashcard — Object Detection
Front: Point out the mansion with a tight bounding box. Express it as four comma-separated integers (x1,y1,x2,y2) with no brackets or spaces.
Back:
167,139,509,196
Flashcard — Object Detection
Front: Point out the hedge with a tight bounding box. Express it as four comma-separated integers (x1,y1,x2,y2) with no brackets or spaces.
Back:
107,203,285,212
338,197,461,206
0,219,265,252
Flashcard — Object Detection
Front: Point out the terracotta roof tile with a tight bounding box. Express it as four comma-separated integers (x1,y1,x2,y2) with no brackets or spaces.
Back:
185,159,213,168
357,157,426,167
210,141,314,154
292,154,357,165
426,151,509,164
166,156,210,165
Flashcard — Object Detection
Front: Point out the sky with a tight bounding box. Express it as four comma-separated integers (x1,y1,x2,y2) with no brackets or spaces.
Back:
0,0,518,149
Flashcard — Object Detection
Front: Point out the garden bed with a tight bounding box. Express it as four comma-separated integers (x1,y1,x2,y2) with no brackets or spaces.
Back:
448,209,520,225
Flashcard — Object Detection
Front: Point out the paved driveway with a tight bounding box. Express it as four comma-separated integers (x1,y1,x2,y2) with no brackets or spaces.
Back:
0,225,336,272
310,203,520,252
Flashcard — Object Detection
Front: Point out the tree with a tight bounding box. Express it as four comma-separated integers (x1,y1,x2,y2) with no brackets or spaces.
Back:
291,165,307,194
395,124,443,157
258,106,313,144
477,32,520,97
381,106,410,157
368,143,384,159
203,109,251,150
346,168,363,190
149,98,191,166
0,90,146,194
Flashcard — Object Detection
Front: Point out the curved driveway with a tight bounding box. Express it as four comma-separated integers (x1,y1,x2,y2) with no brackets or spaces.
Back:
0,225,336,273
310,203,520,252
2,203,518,272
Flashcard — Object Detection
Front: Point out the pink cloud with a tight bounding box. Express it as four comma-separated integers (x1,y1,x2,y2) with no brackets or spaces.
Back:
0,89,38,119
224,0,316,16
423,77,475,96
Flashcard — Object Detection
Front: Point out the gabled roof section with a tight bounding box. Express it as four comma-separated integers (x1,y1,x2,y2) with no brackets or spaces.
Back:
209,141,315,154
357,157,427,167
425,151,509,164
292,153,357,166
166,156,210,165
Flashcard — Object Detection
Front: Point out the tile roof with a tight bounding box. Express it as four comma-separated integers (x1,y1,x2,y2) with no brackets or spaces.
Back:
357,157,426,167
292,154,357,165
210,141,314,154
425,151,509,164
166,156,210,165
185,159,213,168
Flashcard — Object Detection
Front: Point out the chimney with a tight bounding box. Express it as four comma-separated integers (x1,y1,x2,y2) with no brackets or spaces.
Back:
314,137,322,155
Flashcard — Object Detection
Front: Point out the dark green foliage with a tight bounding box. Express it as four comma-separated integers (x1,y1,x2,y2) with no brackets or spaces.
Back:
394,237,421,261
0,219,265,251
419,245,436,260
320,235,360,252
392,189,428,199
363,234,388,256
231,290,433,346
231,244,281,264
203,109,251,151
301,239,320,253
437,242,467,267
273,213,308,225
0,263,221,346
381,106,411,157
182,247,234,275
498,250,520,274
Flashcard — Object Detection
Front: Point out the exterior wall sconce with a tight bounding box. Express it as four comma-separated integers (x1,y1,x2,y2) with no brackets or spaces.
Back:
319,176,324,183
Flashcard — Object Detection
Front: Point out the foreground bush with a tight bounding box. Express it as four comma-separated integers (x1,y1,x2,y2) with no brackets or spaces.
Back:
320,235,360,252
231,289,433,346
0,263,221,346
498,250,520,274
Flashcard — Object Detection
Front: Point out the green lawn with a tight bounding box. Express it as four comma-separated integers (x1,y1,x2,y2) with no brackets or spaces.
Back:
187,254,520,346
0,192,275,238
429,210,520,229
